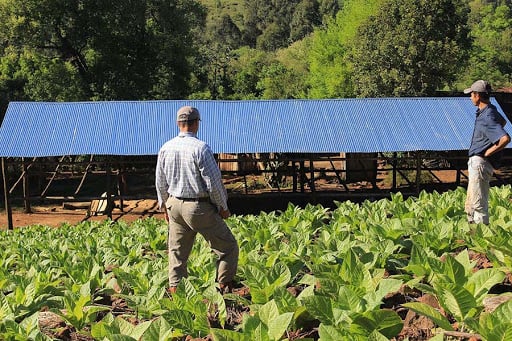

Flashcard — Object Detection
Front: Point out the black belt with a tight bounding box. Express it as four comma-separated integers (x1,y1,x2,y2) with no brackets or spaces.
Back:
175,197,209,202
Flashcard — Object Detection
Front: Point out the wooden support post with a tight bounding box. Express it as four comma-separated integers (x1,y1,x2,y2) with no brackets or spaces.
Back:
456,160,462,185
329,157,349,191
309,158,316,192
392,153,397,189
292,161,297,192
2,158,13,230
22,158,31,213
106,158,113,220
416,152,422,194
300,160,305,193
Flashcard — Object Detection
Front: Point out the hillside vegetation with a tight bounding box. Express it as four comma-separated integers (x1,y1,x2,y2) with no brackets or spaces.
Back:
0,0,511,114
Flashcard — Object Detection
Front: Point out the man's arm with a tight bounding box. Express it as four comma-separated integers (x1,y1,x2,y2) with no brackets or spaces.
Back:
484,134,511,157
199,146,230,217
155,150,170,210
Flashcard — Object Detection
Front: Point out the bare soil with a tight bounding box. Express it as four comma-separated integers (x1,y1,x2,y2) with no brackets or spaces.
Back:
1,199,163,229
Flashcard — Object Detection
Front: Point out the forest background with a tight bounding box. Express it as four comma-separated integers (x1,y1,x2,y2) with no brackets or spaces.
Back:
0,0,511,123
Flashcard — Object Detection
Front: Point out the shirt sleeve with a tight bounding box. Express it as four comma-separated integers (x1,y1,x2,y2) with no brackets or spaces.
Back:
485,112,509,145
198,145,229,211
155,149,170,210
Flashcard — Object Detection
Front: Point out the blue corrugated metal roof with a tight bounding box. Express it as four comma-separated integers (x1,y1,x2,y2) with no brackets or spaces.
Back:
0,98,511,157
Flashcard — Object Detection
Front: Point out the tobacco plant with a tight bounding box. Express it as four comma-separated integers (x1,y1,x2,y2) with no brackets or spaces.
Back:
1,186,512,340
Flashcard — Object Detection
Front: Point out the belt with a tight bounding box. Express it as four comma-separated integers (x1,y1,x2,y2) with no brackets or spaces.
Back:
175,196,209,202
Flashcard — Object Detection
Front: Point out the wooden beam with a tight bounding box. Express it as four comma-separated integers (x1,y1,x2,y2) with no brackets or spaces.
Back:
74,155,94,195
8,157,36,193
2,158,13,230
41,155,66,198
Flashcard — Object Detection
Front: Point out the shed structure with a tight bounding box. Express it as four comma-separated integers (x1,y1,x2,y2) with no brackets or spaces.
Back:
1,98,512,228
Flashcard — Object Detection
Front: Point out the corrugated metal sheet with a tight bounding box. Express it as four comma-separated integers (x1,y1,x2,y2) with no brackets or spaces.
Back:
0,98,511,157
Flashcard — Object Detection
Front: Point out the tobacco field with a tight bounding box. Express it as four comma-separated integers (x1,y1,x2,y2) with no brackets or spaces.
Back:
1,186,512,340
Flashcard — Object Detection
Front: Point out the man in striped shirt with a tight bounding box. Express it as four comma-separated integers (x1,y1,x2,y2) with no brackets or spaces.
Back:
155,106,239,294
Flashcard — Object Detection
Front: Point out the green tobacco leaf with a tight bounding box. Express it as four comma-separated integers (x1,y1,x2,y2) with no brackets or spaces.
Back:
454,249,474,274
440,285,477,321
368,330,392,341
366,279,403,310
406,243,432,277
163,310,194,335
102,335,136,341
140,317,173,341
476,299,512,337
466,269,506,303
211,328,252,341
258,300,280,326
242,263,291,304
402,302,453,331
273,287,298,313
492,299,512,324
115,316,152,339
318,324,346,341
444,254,467,287
0,292,14,320
487,323,512,341
340,249,369,288
352,310,403,338
303,295,335,325
338,286,364,312
267,312,294,340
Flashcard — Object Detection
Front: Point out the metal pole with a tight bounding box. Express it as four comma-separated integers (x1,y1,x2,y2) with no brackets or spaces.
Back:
2,158,13,230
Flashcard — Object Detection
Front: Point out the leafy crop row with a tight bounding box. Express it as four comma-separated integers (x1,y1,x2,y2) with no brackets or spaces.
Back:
1,186,512,340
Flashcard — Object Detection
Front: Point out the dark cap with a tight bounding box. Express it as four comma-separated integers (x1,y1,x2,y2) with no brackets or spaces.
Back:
177,106,200,122
463,80,492,94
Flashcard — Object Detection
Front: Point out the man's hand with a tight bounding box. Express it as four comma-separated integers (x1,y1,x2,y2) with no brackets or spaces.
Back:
164,209,169,223
219,207,231,219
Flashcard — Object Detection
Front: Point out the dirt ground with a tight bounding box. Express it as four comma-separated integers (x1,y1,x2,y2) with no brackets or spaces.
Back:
0,199,164,229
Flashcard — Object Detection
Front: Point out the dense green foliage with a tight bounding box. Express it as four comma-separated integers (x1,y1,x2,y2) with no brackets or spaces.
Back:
1,0,512,111
1,186,512,339
351,0,470,97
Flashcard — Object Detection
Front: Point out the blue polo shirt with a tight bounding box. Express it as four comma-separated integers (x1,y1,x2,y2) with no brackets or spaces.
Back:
468,103,508,166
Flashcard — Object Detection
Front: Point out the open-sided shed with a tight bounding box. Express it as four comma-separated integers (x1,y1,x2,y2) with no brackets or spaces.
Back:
1,98,512,228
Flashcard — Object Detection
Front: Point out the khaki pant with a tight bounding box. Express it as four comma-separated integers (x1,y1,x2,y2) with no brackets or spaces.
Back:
165,196,239,287
465,156,494,225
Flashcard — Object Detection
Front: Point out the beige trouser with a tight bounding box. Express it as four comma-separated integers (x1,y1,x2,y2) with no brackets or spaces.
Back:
165,196,239,287
465,156,494,225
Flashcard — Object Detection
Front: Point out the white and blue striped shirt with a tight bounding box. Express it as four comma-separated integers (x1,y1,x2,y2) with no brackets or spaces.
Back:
155,132,228,211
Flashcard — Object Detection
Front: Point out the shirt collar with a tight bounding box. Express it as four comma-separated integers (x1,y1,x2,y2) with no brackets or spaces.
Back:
476,103,494,117
178,132,197,138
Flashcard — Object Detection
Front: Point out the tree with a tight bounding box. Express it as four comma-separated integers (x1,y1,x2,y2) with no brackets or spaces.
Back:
0,0,206,104
257,39,311,99
317,0,344,24
456,0,512,89
224,47,271,99
351,0,471,97
290,0,321,42
190,13,242,99
243,0,320,51
307,0,382,98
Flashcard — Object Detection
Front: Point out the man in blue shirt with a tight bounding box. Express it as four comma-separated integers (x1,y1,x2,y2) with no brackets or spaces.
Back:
156,106,239,294
463,80,510,224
